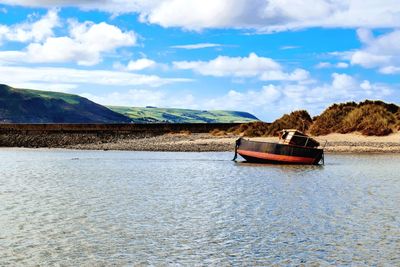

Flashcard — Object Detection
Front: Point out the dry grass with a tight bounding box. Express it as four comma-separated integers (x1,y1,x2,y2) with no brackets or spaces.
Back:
209,129,227,136
232,100,399,137
310,100,399,136
266,110,312,136
340,105,396,136
228,110,312,137
227,121,270,137
309,102,357,135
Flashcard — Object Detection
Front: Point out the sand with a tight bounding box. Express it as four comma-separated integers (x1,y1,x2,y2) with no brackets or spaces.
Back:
67,132,400,153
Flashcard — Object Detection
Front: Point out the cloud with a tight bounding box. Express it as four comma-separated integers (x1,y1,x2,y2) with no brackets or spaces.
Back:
0,65,191,89
9,82,78,92
125,58,156,71
316,61,349,69
0,19,137,66
173,52,310,81
204,73,393,120
379,66,400,74
348,29,400,74
280,45,300,50
81,89,197,108
77,72,394,121
0,9,59,44
81,89,167,107
171,43,222,50
1,0,400,31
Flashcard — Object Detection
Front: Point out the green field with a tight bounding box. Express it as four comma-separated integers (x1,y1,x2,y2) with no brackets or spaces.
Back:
108,106,259,123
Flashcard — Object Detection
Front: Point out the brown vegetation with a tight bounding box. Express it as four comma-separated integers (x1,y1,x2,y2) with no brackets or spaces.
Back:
209,129,227,136
227,121,270,137
340,105,395,136
310,100,399,136
234,100,400,137
227,110,312,137
266,110,312,136
308,102,357,135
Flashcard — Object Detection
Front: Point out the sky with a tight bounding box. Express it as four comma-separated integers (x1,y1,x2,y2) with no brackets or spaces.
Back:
0,0,399,121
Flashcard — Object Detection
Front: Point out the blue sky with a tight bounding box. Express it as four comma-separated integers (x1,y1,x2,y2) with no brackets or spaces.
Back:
0,1,399,121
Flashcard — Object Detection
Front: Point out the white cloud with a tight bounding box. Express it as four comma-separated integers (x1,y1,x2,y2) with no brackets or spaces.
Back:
336,62,349,68
260,68,310,82
204,73,393,120
77,72,394,121
81,89,197,108
0,20,136,66
81,89,167,107
360,80,372,90
174,53,280,77
316,61,349,69
0,9,59,44
0,65,191,89
126,58,156,71
173,53,310,81
347,29,400,74
316,62,332,69
10,82,78,92
1,0,400,31
379,66,400,74
171,43,222,50
280,45,300,50
331,73,357,89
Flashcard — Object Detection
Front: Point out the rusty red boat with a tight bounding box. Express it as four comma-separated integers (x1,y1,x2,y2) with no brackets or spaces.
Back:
233,129,325,165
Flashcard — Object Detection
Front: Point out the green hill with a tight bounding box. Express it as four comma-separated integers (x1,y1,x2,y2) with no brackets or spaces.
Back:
0,84,132,123
108,106,259,123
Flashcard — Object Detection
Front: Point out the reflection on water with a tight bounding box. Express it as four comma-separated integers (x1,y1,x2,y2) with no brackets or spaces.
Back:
0,150,399,265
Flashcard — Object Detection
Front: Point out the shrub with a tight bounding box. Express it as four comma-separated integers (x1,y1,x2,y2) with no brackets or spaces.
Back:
310,101,399,136
309,102,357,135
227,110,312,137
265,110,312,136
227,121,269,137
340,105,395,136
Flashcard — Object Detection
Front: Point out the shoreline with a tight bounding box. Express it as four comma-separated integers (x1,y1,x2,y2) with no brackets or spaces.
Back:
70,132,400,153
1,132,398,153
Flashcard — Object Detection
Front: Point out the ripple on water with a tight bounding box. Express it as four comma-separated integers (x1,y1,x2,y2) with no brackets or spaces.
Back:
0,150,399,265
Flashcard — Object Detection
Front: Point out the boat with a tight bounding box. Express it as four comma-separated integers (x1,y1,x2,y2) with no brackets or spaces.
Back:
233,129,325,165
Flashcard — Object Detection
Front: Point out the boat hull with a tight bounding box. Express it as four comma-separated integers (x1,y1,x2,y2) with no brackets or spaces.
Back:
236,139,323,165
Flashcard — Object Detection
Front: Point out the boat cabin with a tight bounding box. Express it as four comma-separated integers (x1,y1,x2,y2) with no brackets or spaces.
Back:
278,129,320,148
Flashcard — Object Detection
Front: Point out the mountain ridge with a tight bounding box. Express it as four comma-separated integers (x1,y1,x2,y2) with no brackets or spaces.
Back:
107,106,259,123
0,84,259,123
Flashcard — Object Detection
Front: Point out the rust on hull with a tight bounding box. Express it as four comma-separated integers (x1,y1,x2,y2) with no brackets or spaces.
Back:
234,130,325,165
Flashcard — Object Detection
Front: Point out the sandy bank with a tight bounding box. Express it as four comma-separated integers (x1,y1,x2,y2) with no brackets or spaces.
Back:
0,131,399,153
66,132,400,153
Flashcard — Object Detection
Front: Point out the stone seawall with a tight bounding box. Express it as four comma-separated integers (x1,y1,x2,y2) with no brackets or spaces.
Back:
0,123,240,134
0,123,241,148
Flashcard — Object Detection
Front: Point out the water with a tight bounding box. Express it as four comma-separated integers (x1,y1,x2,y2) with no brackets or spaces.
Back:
0,149,399,266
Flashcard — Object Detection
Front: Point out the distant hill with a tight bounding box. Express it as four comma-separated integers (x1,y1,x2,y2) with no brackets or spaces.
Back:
0,84,258,124
107,106,259,123
0,84,132,123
